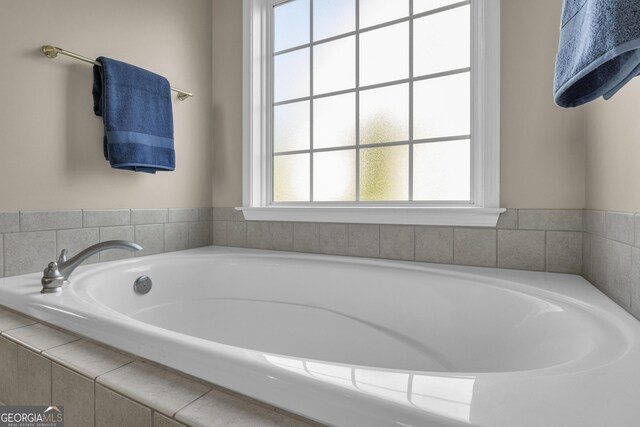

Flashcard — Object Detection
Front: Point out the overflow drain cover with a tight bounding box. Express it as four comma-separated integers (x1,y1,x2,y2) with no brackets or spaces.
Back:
134,276,152,295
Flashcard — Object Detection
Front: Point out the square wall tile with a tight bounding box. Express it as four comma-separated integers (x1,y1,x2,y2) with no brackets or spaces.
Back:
20,210,82,232
52,363,95,427
188,222,211,248
165,223,190,252
83,209,130,227
0,337,18,404
99,226,135,262
590,235,608,287
0,212,19,233
169,208,199,223
380,225,414,261
497,230,545,271
605,212,634,245
213,208,244,222
454,228,496,267
211,222,227,246
4,231,56,277
3,323,77,353
198,207,214,221
348,224,380,258
546,231,582,274
44,340,133,380
97,361,209,417
518,209,582,231
131,209,168,225
271,222,294,251
247,222,271,250
496,209,518,229
176,389,312,427
135,224,165,256
415,226,453,264
57,228,100,264
0,235,3,278
584,210,605,235
95,385,151,427
293,223,319,253
227,222,247,248
0,310,37,332
603,240,632,310
16,347,51,405
319,224,349,256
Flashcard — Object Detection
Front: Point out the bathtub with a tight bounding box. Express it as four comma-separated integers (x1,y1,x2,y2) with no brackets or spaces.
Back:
1,246,639,426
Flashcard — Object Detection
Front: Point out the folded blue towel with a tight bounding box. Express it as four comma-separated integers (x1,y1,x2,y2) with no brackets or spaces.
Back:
92,57,175,173
554,0,640,108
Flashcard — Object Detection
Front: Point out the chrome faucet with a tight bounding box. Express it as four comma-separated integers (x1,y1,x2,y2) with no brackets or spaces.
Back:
41,240,142,294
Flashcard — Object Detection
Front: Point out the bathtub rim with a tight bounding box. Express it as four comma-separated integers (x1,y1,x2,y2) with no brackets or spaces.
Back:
1,246,639,427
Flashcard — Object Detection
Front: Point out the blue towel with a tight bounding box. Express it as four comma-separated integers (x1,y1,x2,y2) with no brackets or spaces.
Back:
92,57,175,173
554,0,640,108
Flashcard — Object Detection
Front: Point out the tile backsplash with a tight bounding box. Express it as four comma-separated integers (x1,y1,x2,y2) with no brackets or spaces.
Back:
583,210,640,320
2,206,637,322
0,208,213,277
211,208,584,274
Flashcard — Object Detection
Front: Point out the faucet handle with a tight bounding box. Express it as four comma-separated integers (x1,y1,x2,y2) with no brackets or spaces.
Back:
57,249,68,263
41,261,64,294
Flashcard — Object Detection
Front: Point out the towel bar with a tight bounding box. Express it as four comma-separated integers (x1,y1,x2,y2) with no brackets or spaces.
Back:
42,45,193,101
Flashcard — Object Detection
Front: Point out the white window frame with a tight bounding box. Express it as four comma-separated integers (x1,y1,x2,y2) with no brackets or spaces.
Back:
240,0,503,226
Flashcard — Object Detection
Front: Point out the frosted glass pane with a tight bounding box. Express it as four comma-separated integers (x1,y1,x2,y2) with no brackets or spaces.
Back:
413,140,470,200
274,49,310,102
314,93,355,149
314,150,356,201
414,72,470,139
360,84,409,145
274,0,310,52
360,0,409,28
314,0,355,41
414,0,461,14
274,101,310,153
360,23,409,86
274,154,310,202
314,36,356,94
360,146,409,201
414,6,470,76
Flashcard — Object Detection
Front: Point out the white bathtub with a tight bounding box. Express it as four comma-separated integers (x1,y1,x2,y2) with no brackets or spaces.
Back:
1,246,639,426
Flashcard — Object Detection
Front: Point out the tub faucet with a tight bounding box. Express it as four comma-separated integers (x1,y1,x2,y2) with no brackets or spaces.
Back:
41,240,142,294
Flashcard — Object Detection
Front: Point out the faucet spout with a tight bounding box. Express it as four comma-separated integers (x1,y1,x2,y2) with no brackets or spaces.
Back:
41,240,142,294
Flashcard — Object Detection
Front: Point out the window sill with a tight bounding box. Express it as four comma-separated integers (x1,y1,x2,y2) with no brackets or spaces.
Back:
237,207,506,227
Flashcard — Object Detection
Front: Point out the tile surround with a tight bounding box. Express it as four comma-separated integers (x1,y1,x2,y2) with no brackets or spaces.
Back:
497,230,545,271
16,346,51,405
53,363,96,427
0,207,637,424
83,209,131,228
211,208,584,275
583,210,640,320
98,361,209,417
4,231,56,277
0,306,318,426
0,208,213,277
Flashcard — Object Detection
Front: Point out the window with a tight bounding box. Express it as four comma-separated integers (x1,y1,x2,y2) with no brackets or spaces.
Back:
242,0,502,226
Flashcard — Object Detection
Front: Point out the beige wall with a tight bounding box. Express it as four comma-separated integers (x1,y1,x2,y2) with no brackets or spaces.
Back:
585,78,640,212
500,0,585,209
211,0,587,209
0,0,212,211
212,0,244,208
